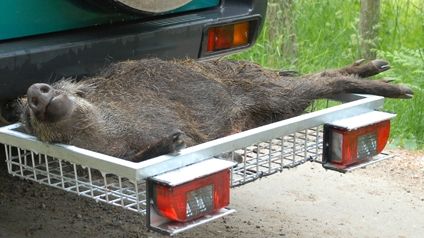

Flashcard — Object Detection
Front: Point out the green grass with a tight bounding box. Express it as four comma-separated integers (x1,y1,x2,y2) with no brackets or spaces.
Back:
230,0,424,149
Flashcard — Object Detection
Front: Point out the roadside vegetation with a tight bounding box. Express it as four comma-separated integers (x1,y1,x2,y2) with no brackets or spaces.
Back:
230,0,424,149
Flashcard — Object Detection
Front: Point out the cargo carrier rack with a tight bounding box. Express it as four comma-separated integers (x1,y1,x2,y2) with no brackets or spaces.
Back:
0,93,393,235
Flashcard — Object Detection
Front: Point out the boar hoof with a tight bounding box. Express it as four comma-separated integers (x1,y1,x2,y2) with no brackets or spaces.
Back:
349,59,390,78
169,129,186,154
398,85,414,99
371,59,391,73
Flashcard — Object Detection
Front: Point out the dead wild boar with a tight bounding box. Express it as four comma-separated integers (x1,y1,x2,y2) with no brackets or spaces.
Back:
19,58,413,161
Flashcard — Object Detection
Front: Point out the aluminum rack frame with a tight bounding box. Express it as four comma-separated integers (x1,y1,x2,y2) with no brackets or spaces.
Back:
0,94,386,218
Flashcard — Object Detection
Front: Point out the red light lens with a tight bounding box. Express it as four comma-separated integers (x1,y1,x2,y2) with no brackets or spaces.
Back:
207,28,216,52
153,169,230,222
212,24,233,51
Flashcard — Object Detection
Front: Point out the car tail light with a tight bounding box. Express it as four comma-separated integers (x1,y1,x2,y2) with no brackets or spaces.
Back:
323,111,395,172
149,159,234,222
206,21,251,52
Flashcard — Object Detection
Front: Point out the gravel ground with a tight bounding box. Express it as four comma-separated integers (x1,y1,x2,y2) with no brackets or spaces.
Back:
1,148,423,238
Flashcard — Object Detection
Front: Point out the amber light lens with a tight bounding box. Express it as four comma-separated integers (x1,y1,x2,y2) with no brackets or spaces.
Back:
153,169,230,222
207,21,250,52
328,120,391,167
233,22,250,46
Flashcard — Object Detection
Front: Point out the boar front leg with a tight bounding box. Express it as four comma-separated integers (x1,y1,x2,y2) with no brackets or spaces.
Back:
130,130,186,162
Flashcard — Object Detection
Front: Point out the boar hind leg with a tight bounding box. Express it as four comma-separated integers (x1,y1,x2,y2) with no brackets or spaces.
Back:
333,77,413,99
130,130,186,162
318,59,391,78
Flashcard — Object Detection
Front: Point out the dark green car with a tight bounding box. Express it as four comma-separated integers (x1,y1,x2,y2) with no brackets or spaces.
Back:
0,0,267,121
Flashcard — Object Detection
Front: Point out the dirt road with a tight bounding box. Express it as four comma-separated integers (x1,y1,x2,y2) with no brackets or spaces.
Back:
1,148,423,238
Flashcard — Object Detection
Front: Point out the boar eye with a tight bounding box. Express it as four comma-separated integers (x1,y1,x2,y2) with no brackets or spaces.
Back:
76,91,85,98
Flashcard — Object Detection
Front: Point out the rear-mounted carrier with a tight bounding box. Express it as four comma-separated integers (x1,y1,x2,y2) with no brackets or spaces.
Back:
0,94,397,235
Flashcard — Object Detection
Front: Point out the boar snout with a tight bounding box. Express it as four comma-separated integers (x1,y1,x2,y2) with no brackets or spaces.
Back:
27,83,54,121
27,83,73,122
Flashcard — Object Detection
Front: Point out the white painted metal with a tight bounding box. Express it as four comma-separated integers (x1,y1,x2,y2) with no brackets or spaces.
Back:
327,111,395,130
152,158,235,186
0,94,384,181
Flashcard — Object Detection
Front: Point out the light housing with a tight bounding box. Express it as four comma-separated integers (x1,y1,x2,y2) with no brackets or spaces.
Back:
322,111,395,172
149,159,234,222
202,19,258,56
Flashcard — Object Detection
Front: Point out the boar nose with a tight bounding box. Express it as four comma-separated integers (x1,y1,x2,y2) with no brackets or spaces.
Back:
27,83,54,117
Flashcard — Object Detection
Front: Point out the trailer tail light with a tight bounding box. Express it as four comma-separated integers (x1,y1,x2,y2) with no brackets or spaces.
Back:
206,21,251,53
153,169,230,222
323,111,395,172
148,159,235,223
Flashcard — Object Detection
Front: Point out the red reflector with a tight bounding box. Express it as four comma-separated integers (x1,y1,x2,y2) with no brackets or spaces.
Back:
207,21,250,52
207,28,215,52
324,120,391,169
153,169,230,222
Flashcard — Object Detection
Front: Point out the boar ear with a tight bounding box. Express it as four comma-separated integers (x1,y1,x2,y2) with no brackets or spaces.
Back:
17,98,34,134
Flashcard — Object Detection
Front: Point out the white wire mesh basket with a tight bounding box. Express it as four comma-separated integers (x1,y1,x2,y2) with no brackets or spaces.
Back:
3,126,323,214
